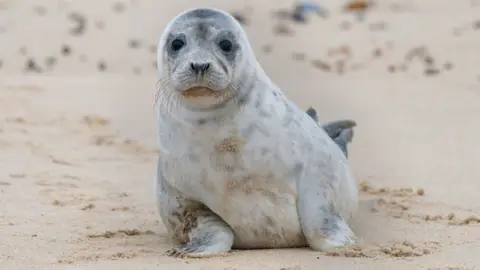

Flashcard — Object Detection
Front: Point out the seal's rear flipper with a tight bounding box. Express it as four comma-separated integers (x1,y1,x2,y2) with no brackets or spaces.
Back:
306,106,318,122
306,107,356,158
332,128,354,158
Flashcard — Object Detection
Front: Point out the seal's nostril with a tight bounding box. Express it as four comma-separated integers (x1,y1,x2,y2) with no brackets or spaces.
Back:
190,63,210,74
203,63,210,72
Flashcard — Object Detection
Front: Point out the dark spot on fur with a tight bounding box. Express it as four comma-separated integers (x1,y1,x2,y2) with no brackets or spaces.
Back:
318,202,342,237
197,118,207,125
261,147,270,156
188,8,220,19
237,96,249,106
195,22,210,40
265,216,275,227
188,152,199,162
292,162,304,177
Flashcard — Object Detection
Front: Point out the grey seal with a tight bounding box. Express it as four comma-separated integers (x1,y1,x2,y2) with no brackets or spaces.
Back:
154,7,359,258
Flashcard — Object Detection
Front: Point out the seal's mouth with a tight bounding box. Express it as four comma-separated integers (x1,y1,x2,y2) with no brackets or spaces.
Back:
181,87,224,98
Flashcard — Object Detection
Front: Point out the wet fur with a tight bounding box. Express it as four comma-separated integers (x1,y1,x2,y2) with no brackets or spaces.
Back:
155,8,359,258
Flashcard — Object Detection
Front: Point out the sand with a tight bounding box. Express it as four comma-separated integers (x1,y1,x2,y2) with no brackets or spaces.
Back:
0,0,479,269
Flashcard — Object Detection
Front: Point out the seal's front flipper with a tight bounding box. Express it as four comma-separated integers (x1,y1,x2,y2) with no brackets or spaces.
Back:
164,209,234,258
297,175,357,251
300,201,357,251
156,160,234,258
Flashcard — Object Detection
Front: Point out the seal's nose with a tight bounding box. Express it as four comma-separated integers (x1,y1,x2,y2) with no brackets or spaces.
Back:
190,62,210,75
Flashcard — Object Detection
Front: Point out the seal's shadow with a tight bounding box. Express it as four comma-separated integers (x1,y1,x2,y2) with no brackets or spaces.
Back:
349,198,398,245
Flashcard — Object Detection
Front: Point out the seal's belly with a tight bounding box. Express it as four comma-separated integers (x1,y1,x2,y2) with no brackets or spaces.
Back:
162,147,308,248
189,160,307,248
218,190,307,249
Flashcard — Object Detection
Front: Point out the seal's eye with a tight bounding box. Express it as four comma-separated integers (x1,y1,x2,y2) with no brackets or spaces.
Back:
171,39,185,52
218,40,233,53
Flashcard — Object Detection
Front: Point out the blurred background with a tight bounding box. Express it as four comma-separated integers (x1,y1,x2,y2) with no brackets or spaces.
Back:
1,0,480,269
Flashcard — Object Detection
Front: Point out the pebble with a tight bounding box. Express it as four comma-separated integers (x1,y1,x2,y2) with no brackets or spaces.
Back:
61,45,72,56
45,56,57,67
68,12,87,36
25,58,42,72
97,61,107,71
128,39,141,49
112,2,126,13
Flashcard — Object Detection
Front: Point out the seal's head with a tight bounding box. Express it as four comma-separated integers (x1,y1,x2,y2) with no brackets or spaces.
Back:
156,8,258,110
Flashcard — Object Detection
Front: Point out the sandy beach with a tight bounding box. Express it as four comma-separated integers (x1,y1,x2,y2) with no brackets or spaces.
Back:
1,0,479,269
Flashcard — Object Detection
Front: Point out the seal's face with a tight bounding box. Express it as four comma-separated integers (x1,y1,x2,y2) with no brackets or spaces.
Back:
157,8,249,109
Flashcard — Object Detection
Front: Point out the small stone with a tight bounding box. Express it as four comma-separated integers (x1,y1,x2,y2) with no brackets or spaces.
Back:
373,48,383,57
19,47,28,56
68,12,87,36
25,58,42,72
112,2,126,13
424,67,440,76
416,188,425,196
45,56,57,67
273,24,293,36
424,55,434,65
444,62,453,70
61,45,71,56
291,8,307,23
388,65,396,73
33,5,47,16
98,61,107,71
81,203,95,210
128,39,140,49
473,20,480,29
311,60,332,71
292,52,306,61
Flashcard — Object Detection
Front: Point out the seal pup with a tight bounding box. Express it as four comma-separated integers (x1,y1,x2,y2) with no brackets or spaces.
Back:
155,8,359,258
